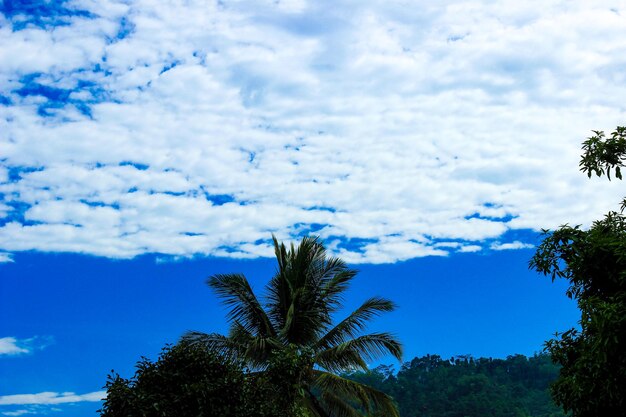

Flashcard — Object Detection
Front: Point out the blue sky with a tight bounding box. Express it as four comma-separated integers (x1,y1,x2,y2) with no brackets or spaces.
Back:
1,243,578,417
1,0,625,416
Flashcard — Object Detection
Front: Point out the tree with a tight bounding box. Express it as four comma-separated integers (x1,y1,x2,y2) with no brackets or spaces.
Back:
347,353,564,417
184,236,403,417
530,125,626,416
99,341,263,417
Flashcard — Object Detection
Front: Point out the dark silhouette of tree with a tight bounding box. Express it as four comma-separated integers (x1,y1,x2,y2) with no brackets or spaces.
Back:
99,341,273,417
530,125,626,416
184,236,402,417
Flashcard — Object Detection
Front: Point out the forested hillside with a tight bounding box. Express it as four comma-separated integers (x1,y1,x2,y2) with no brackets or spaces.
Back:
347,353,564,417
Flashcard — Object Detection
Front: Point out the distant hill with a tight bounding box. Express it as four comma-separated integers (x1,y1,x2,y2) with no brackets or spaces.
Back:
346,353,565,417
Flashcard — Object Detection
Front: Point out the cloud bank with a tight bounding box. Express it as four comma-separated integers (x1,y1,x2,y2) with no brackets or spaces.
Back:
0,0,625,263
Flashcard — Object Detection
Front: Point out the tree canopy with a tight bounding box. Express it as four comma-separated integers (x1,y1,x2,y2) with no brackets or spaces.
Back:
99,341,260,417
347,353,565,417
529,125,626,416
184,236,403,417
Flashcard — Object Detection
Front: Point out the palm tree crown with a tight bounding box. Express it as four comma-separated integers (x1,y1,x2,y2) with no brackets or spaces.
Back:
184,236,402,417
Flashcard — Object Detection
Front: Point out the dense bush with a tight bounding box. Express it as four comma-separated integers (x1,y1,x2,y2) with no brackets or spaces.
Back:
99,341,281,417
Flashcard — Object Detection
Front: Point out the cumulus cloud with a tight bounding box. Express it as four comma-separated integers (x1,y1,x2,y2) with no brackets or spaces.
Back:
0,253,13,263
0,338,29,355
2,410,31,416
458,245,483,253
0,0,625,263
0,391,105,406
0,337,53,356
490,241,535,251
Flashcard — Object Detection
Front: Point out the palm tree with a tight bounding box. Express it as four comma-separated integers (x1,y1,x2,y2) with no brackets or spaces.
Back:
184,236,402,417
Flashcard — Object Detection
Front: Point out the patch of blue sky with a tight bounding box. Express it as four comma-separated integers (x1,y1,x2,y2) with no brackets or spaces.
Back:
181,232,204,237
430,237,475,247
6,165,43,182
205,193,236,206
1,0,95,31
290,222,328,235
196,185,237,206
106,15,135,44
0,94,11,106
91,62,113,77
0,201,35,227
13,73,110,118
79,199,121,210
214,245,242,255
464,212,516,223
85,162,107,169
159,60,180,75
15,74,71,101
119,161,150,171
429,228,540,253
493,228,543,246
329,236,379,252
148,190,187,197
305,206,336,213
192,50,212,65
284,143,303,151
463,202,517,222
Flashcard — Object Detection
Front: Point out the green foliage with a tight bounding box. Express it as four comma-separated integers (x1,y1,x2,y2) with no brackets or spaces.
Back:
580,126,626,180
529,125,626,416
184,236,402,417
347,353,565,417
99,342,258,417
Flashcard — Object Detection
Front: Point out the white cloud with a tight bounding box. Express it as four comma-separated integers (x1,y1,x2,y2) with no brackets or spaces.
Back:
0,337,53,356
458,245,482,253
0,253,13,263
0,338,29,356
0,0,625,263
0,409,37,416
0,406,63,416
2,410,32,416
490,241,535,251
0,391,105,406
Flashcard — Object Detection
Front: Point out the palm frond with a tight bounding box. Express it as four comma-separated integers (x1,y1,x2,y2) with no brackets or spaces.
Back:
319,268,357,313
182,326,279,371
267,235,340,345
272,235,289,273
208,273,275,338
319,391,363,417
313,371,400,417
229,321,278,370
267,236,291,333
302,390,330,417
317,297,396,351
316,341,368,372
316,333,402,373
181,331,244,362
